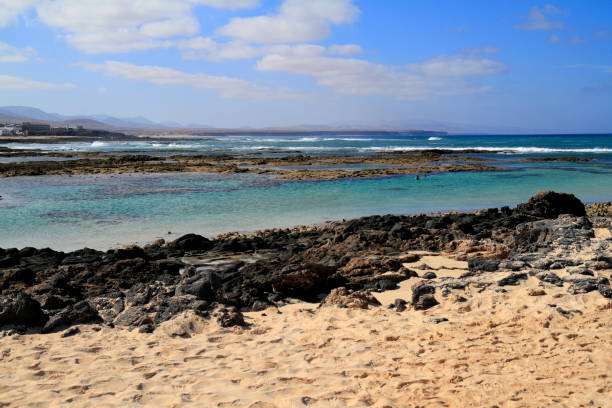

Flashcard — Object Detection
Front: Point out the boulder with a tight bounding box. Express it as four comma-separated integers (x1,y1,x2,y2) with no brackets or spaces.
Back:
498,273,528,286
536,272,564,287
515,191,586,218
254,263,337,299
0,292,47,327
176,270,223,301
467,258,500,272
0,267,34,289
212,305,245,327
415,295,439,310
411,282,437,310
42,301,102,333
321,287,381,309
392,298,407,312
167,234,213,252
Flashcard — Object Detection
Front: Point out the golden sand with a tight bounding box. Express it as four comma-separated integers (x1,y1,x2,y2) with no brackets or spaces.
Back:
1,254,610,408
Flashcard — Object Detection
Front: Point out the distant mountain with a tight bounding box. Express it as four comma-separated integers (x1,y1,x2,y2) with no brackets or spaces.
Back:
289,119,556,134
53,119,115,130
185,123,212,129
160,121,185,128
0,106,65,122
0,112,30,123
84,115,156,128
0,106,185,129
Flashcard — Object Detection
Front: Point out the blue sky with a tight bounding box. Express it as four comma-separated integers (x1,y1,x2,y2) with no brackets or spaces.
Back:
0,0,611,131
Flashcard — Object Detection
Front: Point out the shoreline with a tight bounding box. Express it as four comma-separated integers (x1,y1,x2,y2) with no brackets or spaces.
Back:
0,146,606,181
1,191,611,407
1,191,610,330
1,183,609,252
0,148,504,180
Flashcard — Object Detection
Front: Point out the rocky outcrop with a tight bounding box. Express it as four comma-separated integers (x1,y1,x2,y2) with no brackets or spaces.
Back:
586,201,612,217
321,287,381,309
0,192,609,334
0,291,47,328
515,191,586,218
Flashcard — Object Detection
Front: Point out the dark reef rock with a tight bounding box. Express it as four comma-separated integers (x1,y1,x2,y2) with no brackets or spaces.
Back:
515,191,586,218
42,301,102,333
415,294,439,310
537,272,564,287
498,273,528,286
468,258,500,272
168,234,214,253
0,292,47,327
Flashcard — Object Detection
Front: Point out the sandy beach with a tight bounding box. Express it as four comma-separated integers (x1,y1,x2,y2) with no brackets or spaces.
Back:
4,1,612,406
1,251,610,408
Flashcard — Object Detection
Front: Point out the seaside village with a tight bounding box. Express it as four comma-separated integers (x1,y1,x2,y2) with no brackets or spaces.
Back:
0,122,68,136
0,122,124,138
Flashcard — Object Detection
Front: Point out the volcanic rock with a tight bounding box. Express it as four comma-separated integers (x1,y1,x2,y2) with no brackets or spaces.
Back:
0,291,47,327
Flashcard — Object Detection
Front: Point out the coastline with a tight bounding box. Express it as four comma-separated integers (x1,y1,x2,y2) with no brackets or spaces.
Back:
0,148,502,180
1,191,611,407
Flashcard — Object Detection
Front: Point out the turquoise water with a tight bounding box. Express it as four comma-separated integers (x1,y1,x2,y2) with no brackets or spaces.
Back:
0,134,611,250
5,134,612,156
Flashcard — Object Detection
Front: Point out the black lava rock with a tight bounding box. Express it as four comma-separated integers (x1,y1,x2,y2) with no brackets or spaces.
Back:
168,234,214,252
498,273,528,286
42,301,102,333
515,191,586,218
0,292,47,327
422,272,437,280
415,294,439,310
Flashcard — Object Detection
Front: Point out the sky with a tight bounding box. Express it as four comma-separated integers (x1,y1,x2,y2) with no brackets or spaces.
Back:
0,0,611,131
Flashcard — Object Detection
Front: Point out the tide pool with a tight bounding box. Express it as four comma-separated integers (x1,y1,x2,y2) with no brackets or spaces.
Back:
1,161,610,251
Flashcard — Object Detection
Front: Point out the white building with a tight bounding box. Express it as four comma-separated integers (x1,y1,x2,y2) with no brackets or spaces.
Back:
1,127,16,136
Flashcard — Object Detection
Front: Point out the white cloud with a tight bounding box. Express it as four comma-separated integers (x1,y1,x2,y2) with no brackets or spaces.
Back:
328,44,362,56
0,41,36,62
257,52,505,99
0,0,42,26
35,0,201,53
217,0,359,43
179,39,362,61
408,55,506,77
0,0,261,53
81,60,298,99
178,36,217,51
183,40,262,61
0,0,253,54
195,0,260,9
139,17,200,38
516,5,563,31
0,74,74,89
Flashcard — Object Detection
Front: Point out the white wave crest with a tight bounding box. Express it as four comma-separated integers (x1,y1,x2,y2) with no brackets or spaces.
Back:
356,146,612,153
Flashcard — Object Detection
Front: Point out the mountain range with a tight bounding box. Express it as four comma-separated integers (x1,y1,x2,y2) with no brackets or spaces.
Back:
0,106,210,129
0,106,567,134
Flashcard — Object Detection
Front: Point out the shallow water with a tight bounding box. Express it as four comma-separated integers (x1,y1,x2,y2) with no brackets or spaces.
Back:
0,165,610,251
1,134,610,250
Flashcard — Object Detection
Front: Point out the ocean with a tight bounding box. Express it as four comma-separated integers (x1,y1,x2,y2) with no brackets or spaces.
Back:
1,133,610,250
